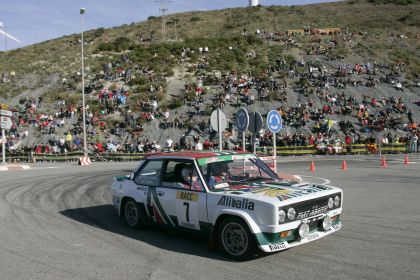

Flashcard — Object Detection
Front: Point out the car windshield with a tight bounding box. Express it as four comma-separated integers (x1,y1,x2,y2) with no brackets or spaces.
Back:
197,154,279,190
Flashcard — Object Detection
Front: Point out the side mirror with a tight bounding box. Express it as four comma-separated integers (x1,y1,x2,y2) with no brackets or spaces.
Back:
129,172,135,180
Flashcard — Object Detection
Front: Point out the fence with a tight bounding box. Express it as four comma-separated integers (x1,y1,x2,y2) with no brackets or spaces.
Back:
1,143,410,163
256,143,408,156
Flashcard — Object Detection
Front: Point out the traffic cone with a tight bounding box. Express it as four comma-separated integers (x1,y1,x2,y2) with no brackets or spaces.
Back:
310,161,315,172
381,157,388,168
404,154,409,165
341,160,348,171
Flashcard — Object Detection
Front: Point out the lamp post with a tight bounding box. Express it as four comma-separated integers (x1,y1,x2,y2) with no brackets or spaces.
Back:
80,8,88,157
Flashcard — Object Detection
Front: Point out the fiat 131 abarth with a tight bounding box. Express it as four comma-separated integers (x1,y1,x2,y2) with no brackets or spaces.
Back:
111,151,342,260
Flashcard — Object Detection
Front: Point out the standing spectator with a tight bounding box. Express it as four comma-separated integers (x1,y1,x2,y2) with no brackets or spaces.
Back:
166,138,173,151
38,96,43,108
410,133,418,153
195,140,203,151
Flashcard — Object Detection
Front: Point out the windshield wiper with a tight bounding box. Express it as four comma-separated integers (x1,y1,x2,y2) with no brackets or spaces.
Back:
234,176,267,183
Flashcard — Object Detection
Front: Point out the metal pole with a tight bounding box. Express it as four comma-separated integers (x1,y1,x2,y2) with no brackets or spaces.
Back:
80,8,88,158
2,129,5,164
4,26,7,52
218,110,222,151
273,132,277,173
242,132,245,152
252,113,256,154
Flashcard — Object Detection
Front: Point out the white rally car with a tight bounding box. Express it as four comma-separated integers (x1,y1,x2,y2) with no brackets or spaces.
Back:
111,151,343,260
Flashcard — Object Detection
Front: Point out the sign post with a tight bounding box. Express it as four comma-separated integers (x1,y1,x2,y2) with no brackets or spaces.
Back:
1,129,5,164
267,110,283,173
0,109,12,165
236,108,249,151
210,109,227,151
248,112,263,154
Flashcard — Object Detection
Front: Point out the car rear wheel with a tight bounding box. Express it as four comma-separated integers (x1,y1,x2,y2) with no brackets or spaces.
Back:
218,216,257,260
124,198,143,228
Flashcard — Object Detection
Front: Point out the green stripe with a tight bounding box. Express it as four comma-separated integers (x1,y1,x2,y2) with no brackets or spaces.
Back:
197,154,256,165
115,175,129,182
150,188,174,226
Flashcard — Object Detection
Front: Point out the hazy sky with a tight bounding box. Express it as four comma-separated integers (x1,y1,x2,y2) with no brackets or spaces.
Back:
0,0,337,50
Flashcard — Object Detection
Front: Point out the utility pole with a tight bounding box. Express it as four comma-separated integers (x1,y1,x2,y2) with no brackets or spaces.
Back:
154,0,172,41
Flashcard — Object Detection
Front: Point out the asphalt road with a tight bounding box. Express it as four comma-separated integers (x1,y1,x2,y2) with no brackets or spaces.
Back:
0,156,419,280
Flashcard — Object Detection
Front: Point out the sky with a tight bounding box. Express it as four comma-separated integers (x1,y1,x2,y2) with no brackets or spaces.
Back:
0,0,337,51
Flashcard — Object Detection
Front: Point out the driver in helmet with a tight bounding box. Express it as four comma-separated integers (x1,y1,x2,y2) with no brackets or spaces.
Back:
208,161,232,188
180,165,203,191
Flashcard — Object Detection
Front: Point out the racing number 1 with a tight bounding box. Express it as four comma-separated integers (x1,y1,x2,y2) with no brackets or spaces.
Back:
183,202,190,222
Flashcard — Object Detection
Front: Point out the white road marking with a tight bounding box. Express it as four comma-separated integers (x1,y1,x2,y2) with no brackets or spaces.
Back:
300,175,331,185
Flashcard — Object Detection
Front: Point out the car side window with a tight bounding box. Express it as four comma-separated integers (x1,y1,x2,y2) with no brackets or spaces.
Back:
134,160,163,186
162,160,204,192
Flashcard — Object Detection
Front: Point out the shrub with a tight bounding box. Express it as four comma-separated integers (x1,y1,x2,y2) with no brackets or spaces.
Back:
170,97,183,109
190,16,201,22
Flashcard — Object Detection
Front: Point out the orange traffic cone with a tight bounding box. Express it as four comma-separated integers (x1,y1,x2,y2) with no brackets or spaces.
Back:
404,154,409,165
310,161,315,172
381,157,388,168
341,160,348,171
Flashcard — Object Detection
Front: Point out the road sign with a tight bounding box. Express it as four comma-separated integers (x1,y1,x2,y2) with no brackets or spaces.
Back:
210,109,228,151
248,112,263,134
267,110,283,133
0,109,12,117
236,108,249,132
210,109,227,132
0,116,12,130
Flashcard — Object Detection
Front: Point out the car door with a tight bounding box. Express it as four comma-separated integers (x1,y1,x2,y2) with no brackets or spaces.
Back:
132,159,164,226
156,159,209,234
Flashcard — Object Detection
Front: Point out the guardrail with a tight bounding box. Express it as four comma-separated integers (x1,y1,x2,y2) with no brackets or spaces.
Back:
256,143,408,156
1,143,411,163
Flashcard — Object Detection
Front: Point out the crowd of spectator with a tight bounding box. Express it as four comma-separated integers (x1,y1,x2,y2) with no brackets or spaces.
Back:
1,28,419,159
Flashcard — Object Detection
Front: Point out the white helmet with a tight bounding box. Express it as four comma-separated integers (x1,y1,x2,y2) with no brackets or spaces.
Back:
181,166,192,182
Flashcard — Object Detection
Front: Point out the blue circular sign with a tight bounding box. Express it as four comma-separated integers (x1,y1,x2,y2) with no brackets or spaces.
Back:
236,108,249,133
267,110,283,133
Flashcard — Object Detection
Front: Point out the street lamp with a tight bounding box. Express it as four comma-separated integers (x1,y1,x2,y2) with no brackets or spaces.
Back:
80,8,88,158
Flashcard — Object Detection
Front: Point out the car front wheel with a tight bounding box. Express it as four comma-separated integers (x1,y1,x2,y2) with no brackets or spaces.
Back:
218,216,257,260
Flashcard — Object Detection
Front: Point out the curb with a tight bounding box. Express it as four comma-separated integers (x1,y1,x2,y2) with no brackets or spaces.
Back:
0,164,31,171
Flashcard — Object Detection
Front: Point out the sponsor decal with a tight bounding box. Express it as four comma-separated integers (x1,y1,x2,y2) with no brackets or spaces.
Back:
181,221,197,229
277,185,332,201
197,154,255,166
264,189,291,197
307,232,320,241
269,242,287,251
203,157,220,164
176,191,198,202
217,196,255,211
232,154,256,160
296,205,328,219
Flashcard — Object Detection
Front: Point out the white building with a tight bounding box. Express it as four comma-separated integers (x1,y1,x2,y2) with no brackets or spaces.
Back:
249,0,259,7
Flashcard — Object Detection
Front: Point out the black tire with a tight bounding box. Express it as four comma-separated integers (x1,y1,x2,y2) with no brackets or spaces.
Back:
123,198,143,228
217,216,257,260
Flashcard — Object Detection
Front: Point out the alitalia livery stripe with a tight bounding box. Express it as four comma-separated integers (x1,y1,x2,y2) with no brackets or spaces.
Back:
148,187,175,227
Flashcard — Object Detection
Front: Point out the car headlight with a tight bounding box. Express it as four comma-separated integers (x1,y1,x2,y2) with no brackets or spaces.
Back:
298,223,310,239
278,209,286,223
287,208,296,220
322,216,332,231
328,197,334,209
334,195,341,207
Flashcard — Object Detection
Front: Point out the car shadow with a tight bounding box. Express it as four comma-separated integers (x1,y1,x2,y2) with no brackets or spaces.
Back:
60,204,243,262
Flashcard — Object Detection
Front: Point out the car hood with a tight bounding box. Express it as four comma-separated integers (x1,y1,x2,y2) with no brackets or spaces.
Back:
211,180,340,205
